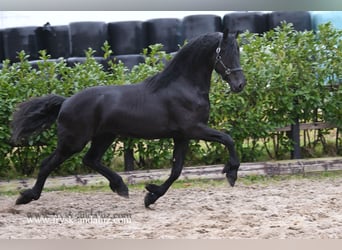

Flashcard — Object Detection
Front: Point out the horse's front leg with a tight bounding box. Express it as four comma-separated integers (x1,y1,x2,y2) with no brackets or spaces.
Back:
144,137,189,208
189,124,240,187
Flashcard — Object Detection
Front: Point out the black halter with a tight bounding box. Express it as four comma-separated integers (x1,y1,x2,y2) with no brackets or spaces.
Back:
214,37,243,77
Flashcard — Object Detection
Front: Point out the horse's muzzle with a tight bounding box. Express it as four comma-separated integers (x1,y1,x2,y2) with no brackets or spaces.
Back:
230,80,246,93
232,82,246,93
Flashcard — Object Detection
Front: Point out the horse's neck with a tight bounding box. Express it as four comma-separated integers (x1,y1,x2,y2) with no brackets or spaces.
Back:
146,60,213,93
147,37,217,93
180,62,213,92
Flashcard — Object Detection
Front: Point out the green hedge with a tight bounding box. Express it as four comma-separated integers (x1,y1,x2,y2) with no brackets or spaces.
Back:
0,23,341,178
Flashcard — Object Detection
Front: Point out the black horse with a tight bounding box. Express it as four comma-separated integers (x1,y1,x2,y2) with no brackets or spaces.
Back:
11,30,246,207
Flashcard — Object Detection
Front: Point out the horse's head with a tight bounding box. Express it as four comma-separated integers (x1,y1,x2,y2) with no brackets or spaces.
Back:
214,30,246,93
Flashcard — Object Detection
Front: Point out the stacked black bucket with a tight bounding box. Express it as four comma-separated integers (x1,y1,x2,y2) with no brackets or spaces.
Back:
0,11,319,70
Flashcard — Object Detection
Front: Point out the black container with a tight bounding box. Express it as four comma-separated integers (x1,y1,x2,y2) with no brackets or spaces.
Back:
29,58,64,70
267,11,312,31
181,14,222,42
2,26,44,62
0,29,4,62
223,12,269,34
108,21,147,55
69,22,107,57
37,24,71,59
66,56,107,67
145,18,181,53
112,54,145,70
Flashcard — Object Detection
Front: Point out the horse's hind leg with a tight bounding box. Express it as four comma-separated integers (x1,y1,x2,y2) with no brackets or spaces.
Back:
144,137,189,207
16,142,83,205
83,134,129,198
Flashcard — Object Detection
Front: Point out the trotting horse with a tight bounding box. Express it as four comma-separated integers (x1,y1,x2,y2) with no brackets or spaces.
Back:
11,30,246,207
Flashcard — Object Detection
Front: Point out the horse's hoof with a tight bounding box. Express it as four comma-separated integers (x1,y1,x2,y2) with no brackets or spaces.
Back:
15,190,36,205
144,192,159,208
110,182,129,198
16,195,32,205
222,163,238,187
226,170,237,187
116,186,129,198
145,184,162,195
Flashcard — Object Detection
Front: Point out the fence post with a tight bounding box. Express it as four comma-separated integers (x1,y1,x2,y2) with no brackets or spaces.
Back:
290,117,301,159
124,148,135,171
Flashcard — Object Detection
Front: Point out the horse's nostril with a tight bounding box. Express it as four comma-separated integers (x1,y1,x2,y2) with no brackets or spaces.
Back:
239,81,246,90
234,82,245,92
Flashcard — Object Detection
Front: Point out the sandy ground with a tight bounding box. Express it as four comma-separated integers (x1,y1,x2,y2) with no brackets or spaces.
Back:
0,177,341,239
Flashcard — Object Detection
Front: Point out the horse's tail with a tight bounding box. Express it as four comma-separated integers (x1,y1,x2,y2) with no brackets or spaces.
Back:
10,94,66,145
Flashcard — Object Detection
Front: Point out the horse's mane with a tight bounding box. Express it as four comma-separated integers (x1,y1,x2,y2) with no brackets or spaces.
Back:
145,32,221,92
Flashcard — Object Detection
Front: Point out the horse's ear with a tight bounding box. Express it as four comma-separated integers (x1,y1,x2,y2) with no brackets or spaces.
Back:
223,28,229,40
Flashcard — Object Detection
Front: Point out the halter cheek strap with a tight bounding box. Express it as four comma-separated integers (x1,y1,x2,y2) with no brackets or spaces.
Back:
215,41,243,76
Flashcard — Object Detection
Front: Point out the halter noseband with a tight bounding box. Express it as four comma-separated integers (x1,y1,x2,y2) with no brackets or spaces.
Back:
214,38,243,77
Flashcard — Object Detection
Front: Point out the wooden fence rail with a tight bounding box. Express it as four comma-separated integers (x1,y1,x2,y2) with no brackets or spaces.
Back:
1,157,341,193
276,122,336,132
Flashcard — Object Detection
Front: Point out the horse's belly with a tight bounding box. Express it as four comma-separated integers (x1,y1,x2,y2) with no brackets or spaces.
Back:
100,104,172,139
